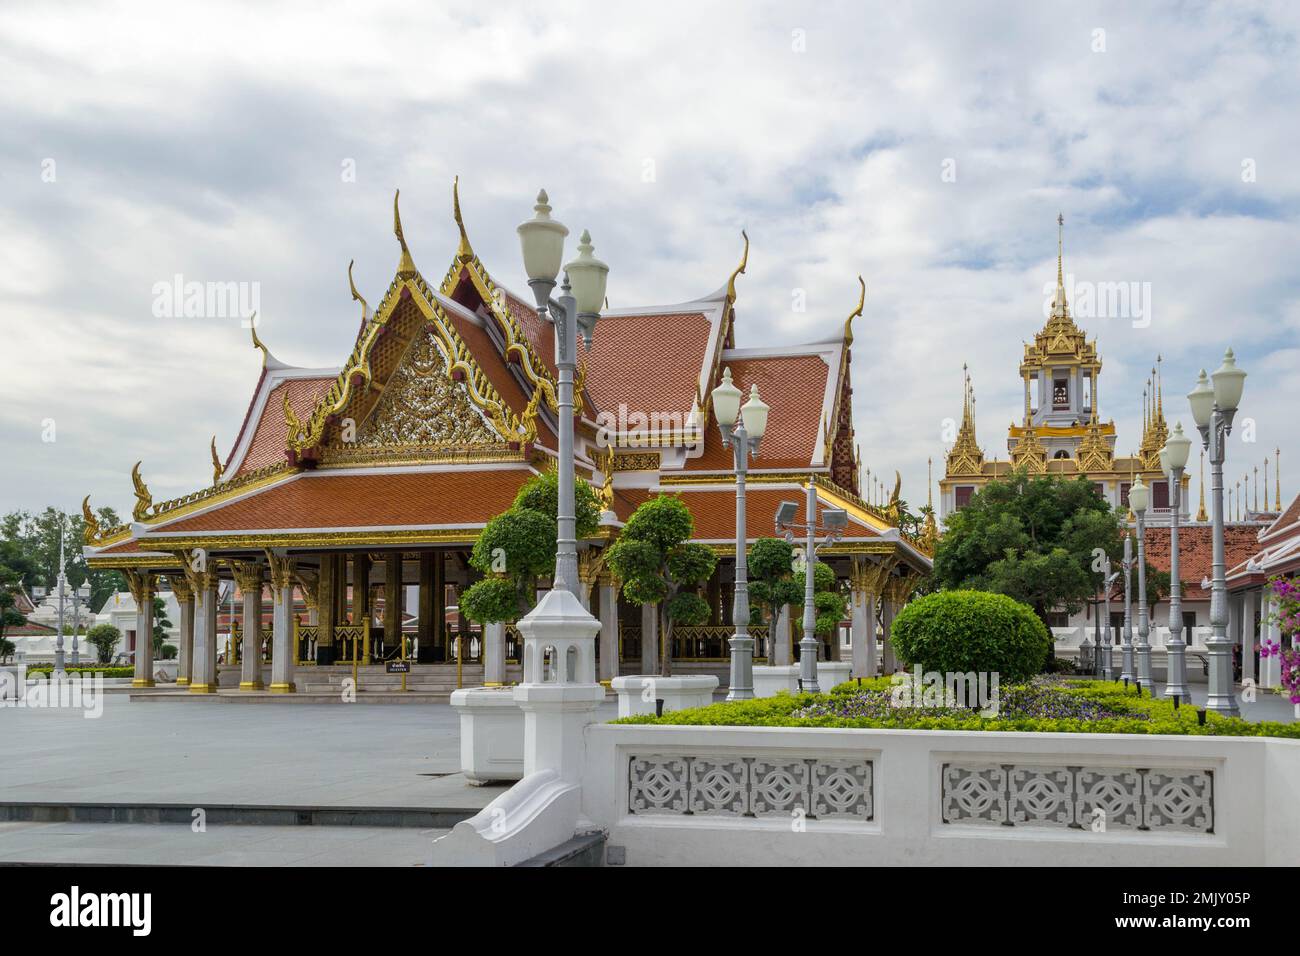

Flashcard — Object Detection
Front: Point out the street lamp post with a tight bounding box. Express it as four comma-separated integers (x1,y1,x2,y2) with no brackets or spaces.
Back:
1100,557,1119,681
1120,533,1134,683
517,190,609,596
710,367,770,701
1188,351,1247,715
1130,476,1152,689
1161,422,1193,701
71,581,90,666
53,520,68,680
775,485,847,694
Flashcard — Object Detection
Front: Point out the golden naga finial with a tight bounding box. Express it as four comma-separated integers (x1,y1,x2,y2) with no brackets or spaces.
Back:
725,229,749,303
210,436,224,485
598,445,616,512
81,496,102,545
393,188,417,276
347,259,369,325
453,175,473,263
885,470,902,523
131,461,153,521
843,274,866,347
248,313,269,366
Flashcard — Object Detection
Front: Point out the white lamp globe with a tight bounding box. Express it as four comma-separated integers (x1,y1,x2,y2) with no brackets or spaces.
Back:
1129,477,1150,514
1164,422,1192,472
1187,369,1214,428
711,368,741,428
740,385,770,442
517,189,569,285
1211,347,1246,414
564,229,609,317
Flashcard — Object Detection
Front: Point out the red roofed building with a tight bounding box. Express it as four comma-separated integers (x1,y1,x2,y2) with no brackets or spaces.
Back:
83,184,929,695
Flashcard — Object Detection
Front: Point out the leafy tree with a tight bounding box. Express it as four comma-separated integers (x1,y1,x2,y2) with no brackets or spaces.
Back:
934,469,1123,624
0,540,35,661
605,494,717,677
0,637,14,664
151,595,173,657
460,469,602,625
86,623,121,664
748,538,803,654
1,507,123,609
811,561,849,640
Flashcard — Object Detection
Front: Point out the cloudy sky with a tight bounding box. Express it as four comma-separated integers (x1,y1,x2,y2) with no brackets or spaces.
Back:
2,0,1297,519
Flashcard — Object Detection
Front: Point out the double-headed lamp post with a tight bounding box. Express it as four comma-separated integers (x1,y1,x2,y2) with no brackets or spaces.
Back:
1099,556,1119,681
1188,349,1247,716
710,367,770,701
1120,532,1135,683
1129,476,1153,688
1160,422,1193,702
517,190,609,596
775,490,847,694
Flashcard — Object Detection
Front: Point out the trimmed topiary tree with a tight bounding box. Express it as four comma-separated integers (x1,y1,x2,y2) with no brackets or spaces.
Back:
86,623,121,664
890,590,1050,684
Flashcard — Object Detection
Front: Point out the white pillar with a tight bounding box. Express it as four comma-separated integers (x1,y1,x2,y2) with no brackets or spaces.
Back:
238,567,264,690
483,621,506,685
175,588,194,686
640,602,658,675
131,573,155,688
850,588,871,678
598,580,618,682
1245,588,1261,686
1261,591,1282,688
190,575,219,694
881,599,897,673
771,604,791,666
513,588,603,783
269,556,296,693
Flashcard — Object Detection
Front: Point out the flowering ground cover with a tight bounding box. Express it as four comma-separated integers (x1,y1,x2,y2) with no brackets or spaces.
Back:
614,676,1300,738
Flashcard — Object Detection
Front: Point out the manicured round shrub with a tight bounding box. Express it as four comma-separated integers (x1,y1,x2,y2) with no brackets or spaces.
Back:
890,590,1050,684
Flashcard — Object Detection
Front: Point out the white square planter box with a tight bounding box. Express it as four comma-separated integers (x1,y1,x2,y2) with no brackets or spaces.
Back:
449,686,524,785
817,661,851,691
752,664,801,698
0,664,27,701
611,675,719,717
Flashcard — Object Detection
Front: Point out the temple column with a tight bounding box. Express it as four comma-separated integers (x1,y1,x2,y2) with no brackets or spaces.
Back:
881,598,897,673
849,570,871,679
640,602,658,675
483,621,506,686
384,553,402,656
1244,587,1261,686
267,553,296,693
598,573,619,682
354,552,371,661
418,552,434,662
317,556,335,665
772,604,792,666
335,554,349,624
170,575,194,686
126,571,155,688
190,569,219,693
233,562,265,690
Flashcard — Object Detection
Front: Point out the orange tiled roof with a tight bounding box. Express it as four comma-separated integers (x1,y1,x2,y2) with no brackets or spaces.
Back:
232,376,335,476
662,486,883,542
1260,491,1300,543
584,312,713,418
1143,522,1263,600
149,468,535,534
684,353,830,471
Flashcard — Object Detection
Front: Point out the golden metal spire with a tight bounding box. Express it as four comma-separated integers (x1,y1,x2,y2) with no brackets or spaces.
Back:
1052,212,1068,318
453,175,473,263
726,230,749,303
210,436,224,485
843,275,866,347
1196,449,1208,522
393,189,417,276
1254,465,1259,513
347,259,369,326
1277,448,1283,511
1264,456,1270,513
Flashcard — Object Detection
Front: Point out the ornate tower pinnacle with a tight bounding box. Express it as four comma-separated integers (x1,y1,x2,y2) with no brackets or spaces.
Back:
1052,212,1068,319
1196,449,1209,522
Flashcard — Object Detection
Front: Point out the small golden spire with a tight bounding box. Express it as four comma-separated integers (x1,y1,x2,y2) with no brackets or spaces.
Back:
210,436,224,485
1052,212,1068,318
347,259,369,327
453,176,473,263
393,189,417,276
249,313,269,366
1196,449,1208,522
1254,465,1259,513
927,456,934,509
131,461,153,522
1277,448,1283,511
843,275,866,347
726,230,749,303
1264,456,1271,513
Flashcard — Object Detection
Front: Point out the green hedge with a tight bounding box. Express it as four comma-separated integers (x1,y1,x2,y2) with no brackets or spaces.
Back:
613,677,1300,739
891,590,1050,683
25,666,135,679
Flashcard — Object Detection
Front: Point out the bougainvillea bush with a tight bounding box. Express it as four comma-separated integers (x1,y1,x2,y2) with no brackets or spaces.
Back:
1266,575,1300,705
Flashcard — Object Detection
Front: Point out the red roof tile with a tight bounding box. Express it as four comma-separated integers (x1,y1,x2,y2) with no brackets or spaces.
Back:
1143,523,1263,600
234,376,335,476
584,312,713,419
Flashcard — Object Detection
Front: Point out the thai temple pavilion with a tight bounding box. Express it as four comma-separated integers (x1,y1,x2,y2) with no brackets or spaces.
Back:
83,183,932,693
940,215,1189,524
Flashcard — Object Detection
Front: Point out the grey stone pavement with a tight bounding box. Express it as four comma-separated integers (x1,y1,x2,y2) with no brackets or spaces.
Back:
0,695,618,866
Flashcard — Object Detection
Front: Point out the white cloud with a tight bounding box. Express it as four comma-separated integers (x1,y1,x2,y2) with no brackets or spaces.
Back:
1,0,1297,518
